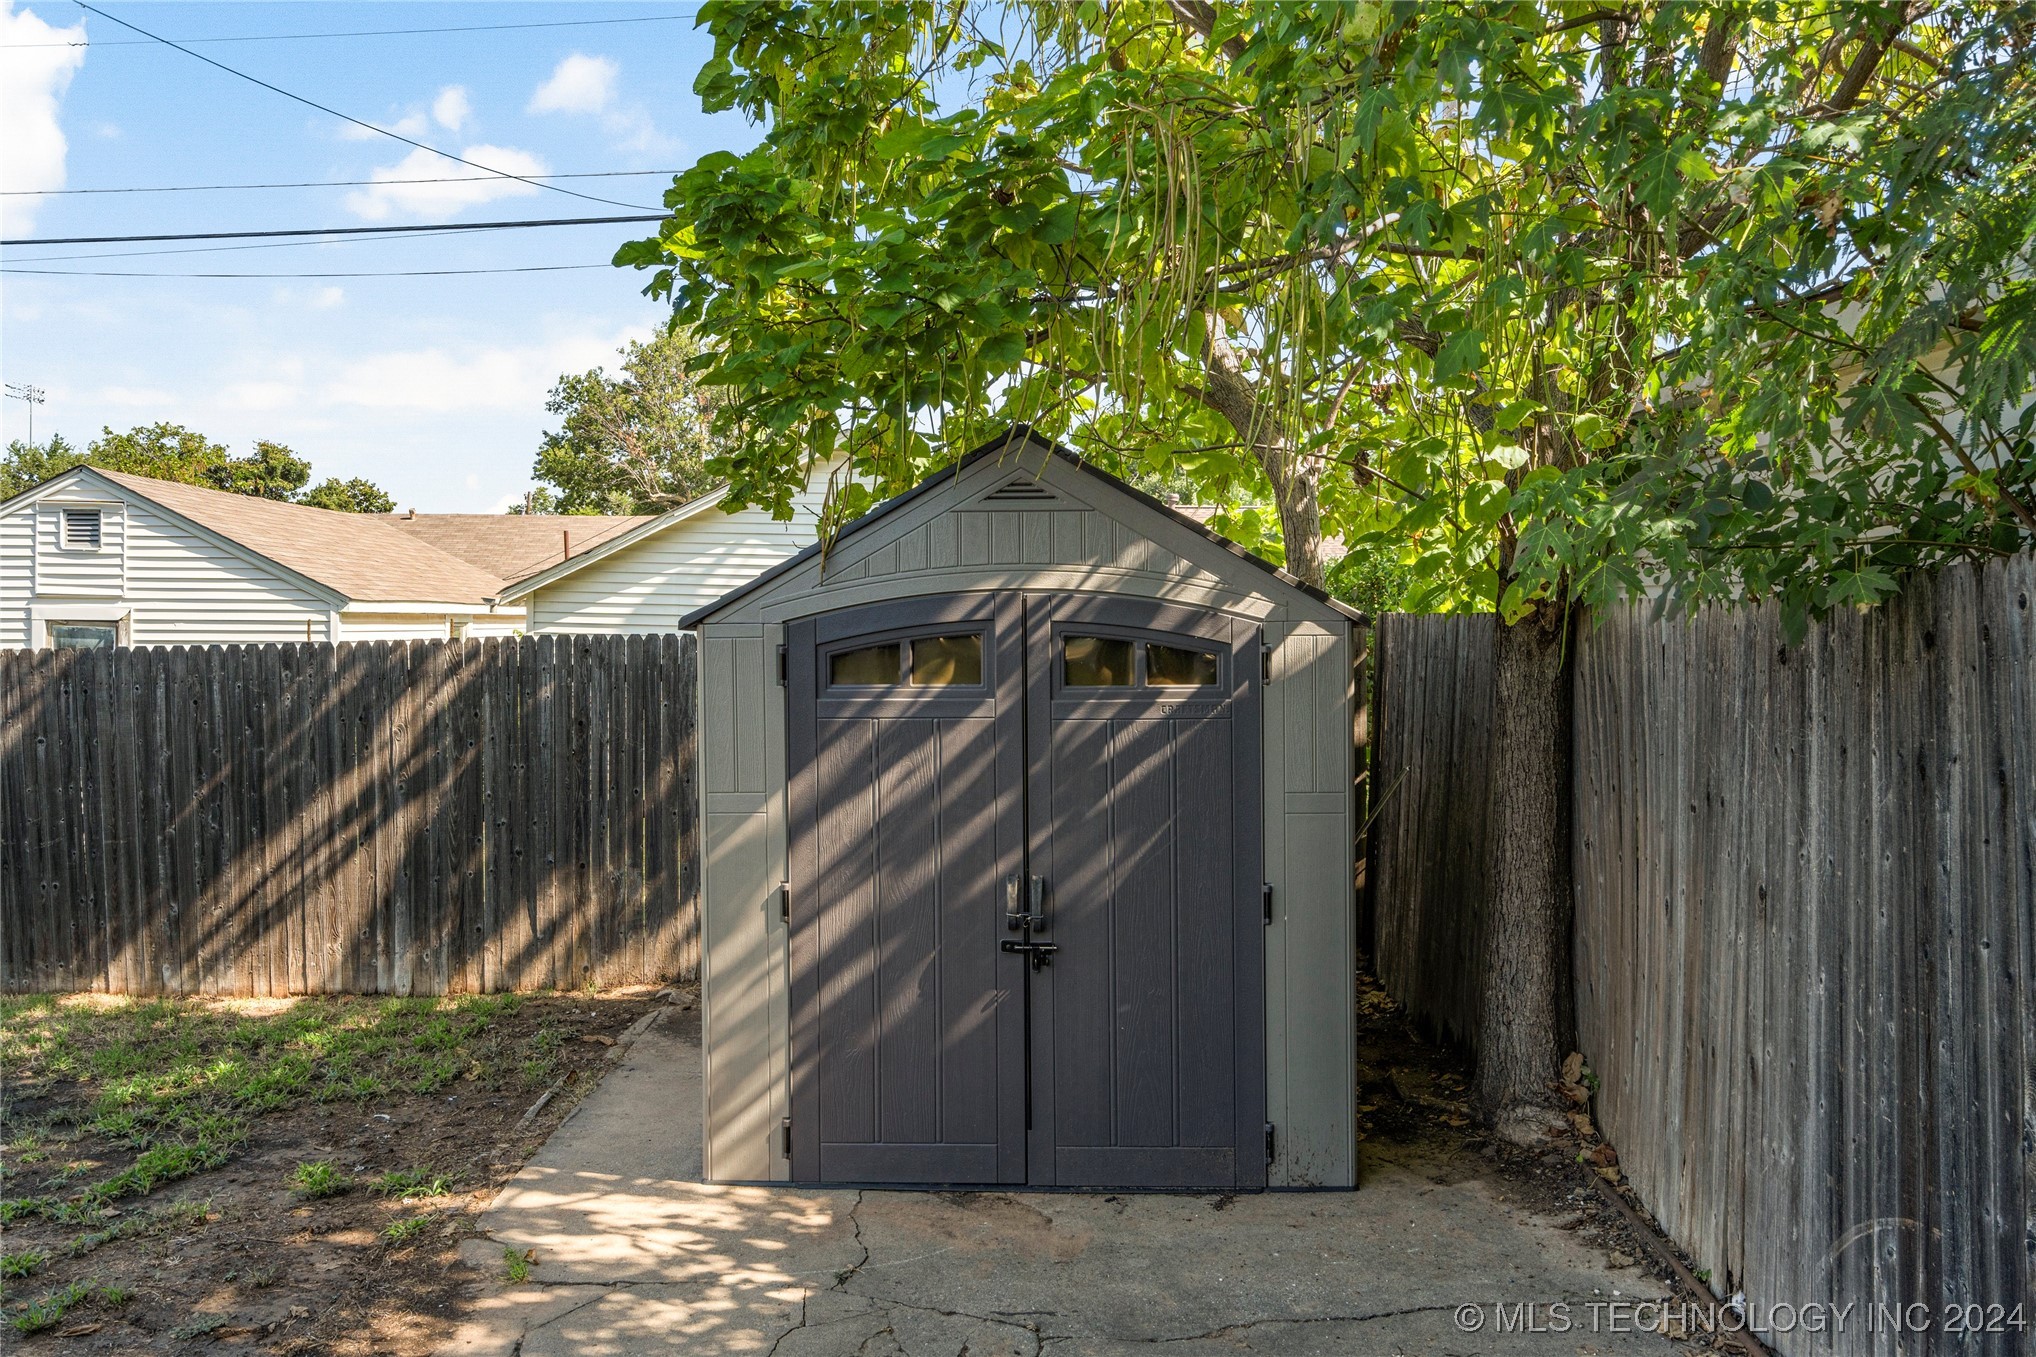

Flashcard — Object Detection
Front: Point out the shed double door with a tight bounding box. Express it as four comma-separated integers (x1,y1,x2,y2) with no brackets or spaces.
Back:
786,593,1264,1189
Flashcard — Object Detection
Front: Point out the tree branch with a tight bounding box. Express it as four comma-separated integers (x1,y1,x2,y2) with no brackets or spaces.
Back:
1165,0,1247,62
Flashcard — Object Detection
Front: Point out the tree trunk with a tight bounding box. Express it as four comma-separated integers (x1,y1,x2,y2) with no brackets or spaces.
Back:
1197,317,1327,587
1472,598,1576,1144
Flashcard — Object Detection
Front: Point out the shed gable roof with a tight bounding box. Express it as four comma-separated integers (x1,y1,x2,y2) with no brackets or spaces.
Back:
682,426,1362,627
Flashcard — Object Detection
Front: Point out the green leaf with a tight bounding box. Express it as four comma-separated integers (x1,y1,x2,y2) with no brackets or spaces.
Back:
1432,329,1484,385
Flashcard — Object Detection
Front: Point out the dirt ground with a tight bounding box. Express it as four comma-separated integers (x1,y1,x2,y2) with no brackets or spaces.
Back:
0,987,678,1355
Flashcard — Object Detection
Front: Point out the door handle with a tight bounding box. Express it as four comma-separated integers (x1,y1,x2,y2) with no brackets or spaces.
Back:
1005,874,1049,933
1000,939,1058,971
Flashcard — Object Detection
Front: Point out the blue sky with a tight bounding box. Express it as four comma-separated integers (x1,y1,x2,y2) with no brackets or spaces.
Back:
1,1,751,510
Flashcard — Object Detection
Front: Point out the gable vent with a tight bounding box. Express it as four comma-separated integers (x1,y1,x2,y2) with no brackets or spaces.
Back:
61,508,102,549
981,477,1057,503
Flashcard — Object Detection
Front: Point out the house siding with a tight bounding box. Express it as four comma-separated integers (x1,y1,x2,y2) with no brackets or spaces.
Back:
0,484,333,648
527,474,836,635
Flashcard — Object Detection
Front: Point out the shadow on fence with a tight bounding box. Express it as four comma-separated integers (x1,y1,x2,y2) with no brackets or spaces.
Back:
0,634,699,996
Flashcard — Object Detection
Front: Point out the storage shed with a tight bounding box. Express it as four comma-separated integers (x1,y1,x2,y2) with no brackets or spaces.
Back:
685,426,1364,1190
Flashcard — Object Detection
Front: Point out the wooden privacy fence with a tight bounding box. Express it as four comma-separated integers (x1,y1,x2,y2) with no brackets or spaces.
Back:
1369,552,2036,1357
1367,612,1496,1050
0,634,699,996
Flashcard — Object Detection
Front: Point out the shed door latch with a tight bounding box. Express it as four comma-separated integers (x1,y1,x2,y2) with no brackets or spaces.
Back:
781,1117,792,1160
1262,882,1274,926
777,644,788,685
777,882,791,923
1260,629,1273,682
1265,1122,1276,1165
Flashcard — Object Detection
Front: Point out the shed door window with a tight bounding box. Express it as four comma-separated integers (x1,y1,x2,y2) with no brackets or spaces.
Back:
50,623,117,651
61,508,103,550
1063,634,1219,688
827,633,984,688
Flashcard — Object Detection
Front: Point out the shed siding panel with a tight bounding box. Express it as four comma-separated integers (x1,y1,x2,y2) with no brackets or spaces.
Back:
1269,623,1356,1186
698,625,789,1182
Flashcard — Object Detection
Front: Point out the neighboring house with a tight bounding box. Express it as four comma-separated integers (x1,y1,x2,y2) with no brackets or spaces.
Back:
494,460,840,633
0,467,650,649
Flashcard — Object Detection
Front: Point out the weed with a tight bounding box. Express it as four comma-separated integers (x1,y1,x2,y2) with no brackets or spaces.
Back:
291,1161,349,1199
99,1284,132,1305
384,1216,428,1244
372,1170,453,1201
503,1246,532,1283
170,1314,230,1340
246,1264,280,1289
10,1280,91,1335
67,1198,210,1258
0,1249,46,1278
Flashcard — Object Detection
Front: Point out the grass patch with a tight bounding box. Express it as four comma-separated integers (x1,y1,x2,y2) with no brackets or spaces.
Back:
0,1249,46,1279
0,991,552,1218
291,1161,349,1199
66,1199,209,1259
504,1246,532,1284
372,1169,454,1201
10,1280,93,1335
384,1216,428,1244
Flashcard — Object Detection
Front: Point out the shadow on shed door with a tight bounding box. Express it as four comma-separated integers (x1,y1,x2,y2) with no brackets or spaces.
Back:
785,593,1262,1189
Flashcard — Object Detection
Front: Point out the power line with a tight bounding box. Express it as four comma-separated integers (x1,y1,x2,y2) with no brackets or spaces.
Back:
9,11,696,47
2,264,618,279
4,213,665,247
70,3,662,213
2,170,677,197
21,226,524,264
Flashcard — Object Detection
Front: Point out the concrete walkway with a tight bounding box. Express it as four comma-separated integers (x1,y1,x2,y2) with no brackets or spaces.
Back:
446,1009,1686,1355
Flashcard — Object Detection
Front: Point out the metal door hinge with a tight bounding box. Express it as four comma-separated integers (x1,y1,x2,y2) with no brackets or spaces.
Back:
777,644,788,684
1262,882,1274,926
1265,1122,1276,1165
777,882,791,923
781,1117,793,1160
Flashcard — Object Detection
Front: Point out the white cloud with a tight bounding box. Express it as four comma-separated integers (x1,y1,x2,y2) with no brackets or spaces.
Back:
321,331,640,414
431,85,471,132
1,2,88,236
530,54,618,115
342,144,546,221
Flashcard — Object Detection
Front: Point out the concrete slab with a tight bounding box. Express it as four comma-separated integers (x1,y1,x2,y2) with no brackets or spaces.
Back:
447,1009,1689,1356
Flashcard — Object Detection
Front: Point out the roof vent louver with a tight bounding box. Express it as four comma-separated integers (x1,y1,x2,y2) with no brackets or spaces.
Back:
981,477,1057,503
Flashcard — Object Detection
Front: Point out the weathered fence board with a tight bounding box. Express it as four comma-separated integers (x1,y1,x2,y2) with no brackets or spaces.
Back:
1369,611,1496,1050
1371,553,2035,1357
1576,554,2036,1357
0,634,700,995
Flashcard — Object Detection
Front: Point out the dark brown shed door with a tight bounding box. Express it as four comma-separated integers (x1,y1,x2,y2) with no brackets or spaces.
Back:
786,593,1262,1189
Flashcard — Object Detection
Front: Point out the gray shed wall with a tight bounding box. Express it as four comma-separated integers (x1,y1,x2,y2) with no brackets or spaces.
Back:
696,445,1357,1186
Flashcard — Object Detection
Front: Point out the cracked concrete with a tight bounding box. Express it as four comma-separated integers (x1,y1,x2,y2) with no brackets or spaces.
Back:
442,1009,1686,1356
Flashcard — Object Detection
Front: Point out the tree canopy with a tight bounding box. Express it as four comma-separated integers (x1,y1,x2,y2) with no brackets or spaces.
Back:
624,0,2036,629
523,327,726,514
1,423,394,513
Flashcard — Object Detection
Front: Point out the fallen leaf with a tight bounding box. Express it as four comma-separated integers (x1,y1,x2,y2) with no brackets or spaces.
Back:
1596,1165,1623,1183
579,1034,617,1047
1561,1052,1584,1084
1568,1112,1597,1138
56,1324,102,1338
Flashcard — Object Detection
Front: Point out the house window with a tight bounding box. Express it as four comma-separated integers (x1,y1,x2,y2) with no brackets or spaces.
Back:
61,508,103,549
50,623,118,651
